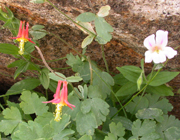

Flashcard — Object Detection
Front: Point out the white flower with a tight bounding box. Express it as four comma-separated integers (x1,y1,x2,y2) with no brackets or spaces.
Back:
144,30,177,64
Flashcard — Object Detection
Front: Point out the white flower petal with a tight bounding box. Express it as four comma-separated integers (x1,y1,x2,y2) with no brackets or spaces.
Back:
163,46,177,59
143,34,155,50
97,5,111,17
156,30,168,47
152,51,166,64
145,51,153,63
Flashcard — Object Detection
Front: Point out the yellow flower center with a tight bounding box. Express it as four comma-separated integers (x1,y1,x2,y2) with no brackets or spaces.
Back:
54,103,67,122
152,46,161,54
18,40,25,55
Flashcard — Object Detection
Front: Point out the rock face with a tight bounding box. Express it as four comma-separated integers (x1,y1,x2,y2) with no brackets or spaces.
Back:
0,0,180,117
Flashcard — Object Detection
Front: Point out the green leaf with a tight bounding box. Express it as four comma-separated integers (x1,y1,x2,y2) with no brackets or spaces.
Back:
81,98,109,126
62,95,81,120
113,74,129,86
104,133,117,140
48,80,57,93
94,16,113,44
116,66,142,83
137,72,143,90
145,94,173,114
49,72,66,81
14,61,29,79
29,29,46,40
116,81,137,97
81,99,91,114
125,96,149,115
40,68,50,89
51,114,74,139
82,35,94,48
30,0,45,3
6,78,40,95
0,43,19,55
35,112,54,126
147,71,179,86
146,84,174,96
5,7,14,18
130,119,159,139
12,121,40,140
148,71,179,86
24,42,35,54
136,108,163,120
90,98,109,126
112,116,133,131
79,135,92,140
156,115,180,139
164,127,180,140
92,71,114,99
7,59,24,68
88,85,104,99
66,76,83,83
0,107,22,135
31,25,45,30
109,122,125,137
19,90,48,115
66,53,89,82
76,12,96,22
76,111,97,135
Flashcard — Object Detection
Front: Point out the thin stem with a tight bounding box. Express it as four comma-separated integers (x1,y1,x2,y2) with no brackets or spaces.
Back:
34,46,65,79
48,32,83,57
46,0,96,36
87,56,93,85
101,45,109,73
45,89,48,100
52,67,71,70
34,46,83,99
110,63,164,119
0,103,5,110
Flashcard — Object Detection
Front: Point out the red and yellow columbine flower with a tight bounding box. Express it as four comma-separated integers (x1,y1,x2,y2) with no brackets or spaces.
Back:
11,21,35,55
43,80,75,122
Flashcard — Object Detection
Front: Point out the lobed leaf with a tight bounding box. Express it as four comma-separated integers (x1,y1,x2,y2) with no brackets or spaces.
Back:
95,16,113,44
109,122,125,137
76,111,97,135
0,107,22,135
76,12,96,22
130,119,159,139
79,135,92,140
20,90,48,116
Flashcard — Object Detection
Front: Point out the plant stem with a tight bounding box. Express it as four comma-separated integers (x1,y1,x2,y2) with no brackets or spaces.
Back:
101,45,109,73
87,56,93,85
110,62,165,119
35,46,83,99
46,0,96,36
92,69,127,118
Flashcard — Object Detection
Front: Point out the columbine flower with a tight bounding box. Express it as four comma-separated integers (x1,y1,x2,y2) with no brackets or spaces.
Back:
143,30,177,64
43,80,75,122
11,21,35,55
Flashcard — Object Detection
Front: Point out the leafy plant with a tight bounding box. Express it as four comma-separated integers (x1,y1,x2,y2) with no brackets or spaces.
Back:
0,1,179,140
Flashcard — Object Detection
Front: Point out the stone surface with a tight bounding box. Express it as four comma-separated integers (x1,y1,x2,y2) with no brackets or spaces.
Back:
0,0,180,118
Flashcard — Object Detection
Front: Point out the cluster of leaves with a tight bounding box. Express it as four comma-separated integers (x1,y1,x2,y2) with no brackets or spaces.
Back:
0,2,180,140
